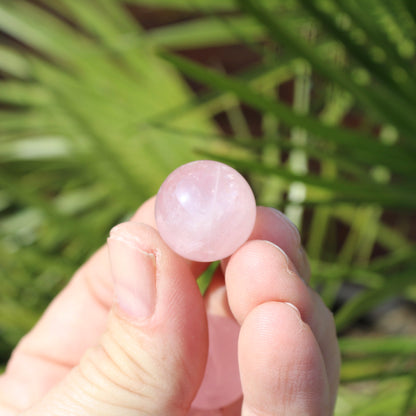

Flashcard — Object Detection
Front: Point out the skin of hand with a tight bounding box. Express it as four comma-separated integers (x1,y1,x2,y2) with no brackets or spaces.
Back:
0,197,340,416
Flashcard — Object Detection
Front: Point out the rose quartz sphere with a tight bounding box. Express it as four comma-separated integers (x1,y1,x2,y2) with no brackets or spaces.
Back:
191,314,242,411
155,160,256,262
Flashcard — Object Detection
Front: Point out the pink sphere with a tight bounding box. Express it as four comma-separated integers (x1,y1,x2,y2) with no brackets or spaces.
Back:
155,160,256,262
191,314,242,410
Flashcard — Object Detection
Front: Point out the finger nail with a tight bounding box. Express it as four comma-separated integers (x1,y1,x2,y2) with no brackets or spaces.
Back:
107,226,156,319
295,247,311,282
283,302,302,320
262,240,298,277
269,208,301,248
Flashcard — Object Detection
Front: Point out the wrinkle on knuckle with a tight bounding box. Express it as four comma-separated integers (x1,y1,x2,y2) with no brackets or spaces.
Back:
102,325,190,409
75,345,155,414
98,331,157,395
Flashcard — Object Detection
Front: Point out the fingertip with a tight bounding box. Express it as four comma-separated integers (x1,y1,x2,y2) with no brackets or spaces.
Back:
225,240,308,325
108,221,202,322
239,302,307,367
253,207,301,245
239,301,331,416
250,207,310,280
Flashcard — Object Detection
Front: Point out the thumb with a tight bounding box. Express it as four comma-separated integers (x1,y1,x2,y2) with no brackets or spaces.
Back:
25,222,208,416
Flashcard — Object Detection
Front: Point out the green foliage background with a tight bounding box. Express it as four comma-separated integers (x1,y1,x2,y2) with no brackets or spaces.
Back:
1,0,415,414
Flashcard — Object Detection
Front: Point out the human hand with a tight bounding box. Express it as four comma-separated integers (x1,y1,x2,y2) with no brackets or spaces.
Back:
0,197,340,415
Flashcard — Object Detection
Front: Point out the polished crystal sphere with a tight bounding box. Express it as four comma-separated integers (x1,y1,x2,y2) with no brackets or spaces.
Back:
155,160,256,262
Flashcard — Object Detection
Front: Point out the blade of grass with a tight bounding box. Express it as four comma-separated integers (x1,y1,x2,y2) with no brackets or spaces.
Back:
400,367,416,416
237,0,416,145
351,381,414,416
0,81,50,106
0,1,91,62
307,82,353,262
160,51,416,177
0,46,31,78
298,0,416,106
116,0,280,12
335,0,416,78
257,100,285,207
380,0,416,41
341,367,413,384
339,336,416,356
146,15,265,49
152,122,372,181
335,266,416,331
404,0,416,26
285,59,311,227
198,150,416,209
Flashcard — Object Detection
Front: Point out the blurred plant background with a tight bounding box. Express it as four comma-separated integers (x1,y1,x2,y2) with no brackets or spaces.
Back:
1,0,416,414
